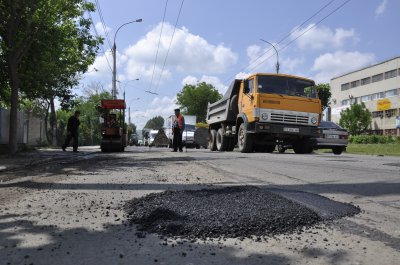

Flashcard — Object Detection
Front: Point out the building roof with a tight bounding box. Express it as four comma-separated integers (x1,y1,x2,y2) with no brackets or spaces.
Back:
331,56,400,81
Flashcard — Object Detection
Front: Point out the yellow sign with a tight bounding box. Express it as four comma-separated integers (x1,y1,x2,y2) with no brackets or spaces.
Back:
377,99,391,111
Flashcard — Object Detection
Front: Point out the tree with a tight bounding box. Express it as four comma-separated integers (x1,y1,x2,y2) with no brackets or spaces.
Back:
0,0,101,154
339,103,372,136
315,83,332,111
176,82,222,122
144,116,165,130
57,90,112,146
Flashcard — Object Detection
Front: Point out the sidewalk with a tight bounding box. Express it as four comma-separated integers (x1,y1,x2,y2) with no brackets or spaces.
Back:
0,146,100,173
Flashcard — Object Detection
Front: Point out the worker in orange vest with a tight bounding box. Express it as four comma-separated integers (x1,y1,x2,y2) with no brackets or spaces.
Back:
172,108,185,152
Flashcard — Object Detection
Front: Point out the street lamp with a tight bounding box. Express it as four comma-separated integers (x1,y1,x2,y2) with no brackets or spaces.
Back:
122,78,140,100
112,18,142,99
260,39,280,74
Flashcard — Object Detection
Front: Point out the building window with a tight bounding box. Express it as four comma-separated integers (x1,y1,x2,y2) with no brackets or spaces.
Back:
361,95,371,102
361,77,371,86
371,73,384,83
372,111,383,118
385,88,398,98
341,99,349,106
385,109,397,118
385,69,398,79
341,83,350,91
350,97,356,104
351,80,360,88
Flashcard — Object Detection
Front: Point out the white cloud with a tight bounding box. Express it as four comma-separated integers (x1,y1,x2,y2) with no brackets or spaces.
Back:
182,75,228,94
376,0,387,15
124,22,238,81
311,51,375,83
291,24,356,50
95,22,111,36
130,96,178,129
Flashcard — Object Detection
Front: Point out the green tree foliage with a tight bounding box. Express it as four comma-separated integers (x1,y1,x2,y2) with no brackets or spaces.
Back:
0,0,101,153
315,83,332,111
144,116,165,130
176,82,222,122
57,91,112,146
339,103,372,136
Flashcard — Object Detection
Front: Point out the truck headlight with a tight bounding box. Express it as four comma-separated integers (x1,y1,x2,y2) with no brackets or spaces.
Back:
261,113,268,120
311,117,317,124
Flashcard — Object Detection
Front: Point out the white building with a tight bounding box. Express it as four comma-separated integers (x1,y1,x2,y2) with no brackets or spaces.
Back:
330,56,400,136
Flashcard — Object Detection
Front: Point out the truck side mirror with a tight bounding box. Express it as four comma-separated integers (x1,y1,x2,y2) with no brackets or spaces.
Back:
243,80,250,94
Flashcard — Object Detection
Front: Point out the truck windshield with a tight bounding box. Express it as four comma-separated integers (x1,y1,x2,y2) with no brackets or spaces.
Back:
257,76,317,98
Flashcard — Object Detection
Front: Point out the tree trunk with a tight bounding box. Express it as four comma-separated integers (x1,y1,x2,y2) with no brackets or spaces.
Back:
50,97,57,146
45,103,51,144
8,59,19,155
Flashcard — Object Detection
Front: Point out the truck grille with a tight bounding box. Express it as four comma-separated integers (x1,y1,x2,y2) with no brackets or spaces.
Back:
270,113,309,125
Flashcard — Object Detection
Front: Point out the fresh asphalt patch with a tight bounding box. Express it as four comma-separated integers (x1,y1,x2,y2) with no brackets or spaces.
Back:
124,186,360,239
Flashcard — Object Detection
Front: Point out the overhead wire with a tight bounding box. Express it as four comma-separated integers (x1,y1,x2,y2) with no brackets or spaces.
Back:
221,0,338,84
247,0,352,74
94,0,113,50
87,9,113,73
148,0,169,94
154,0,185,93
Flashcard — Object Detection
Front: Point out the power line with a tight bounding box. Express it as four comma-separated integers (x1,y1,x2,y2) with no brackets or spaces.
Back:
222,0,337,84
248,0,352,73
94,0,113,50
148,0,169,93
154,0,185,93
87,10,113,73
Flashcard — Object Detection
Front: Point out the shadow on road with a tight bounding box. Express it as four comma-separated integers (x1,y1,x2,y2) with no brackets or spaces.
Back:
0,213,296,265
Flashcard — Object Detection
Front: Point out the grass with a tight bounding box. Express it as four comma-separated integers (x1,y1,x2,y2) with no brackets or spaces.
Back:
345,143,400,156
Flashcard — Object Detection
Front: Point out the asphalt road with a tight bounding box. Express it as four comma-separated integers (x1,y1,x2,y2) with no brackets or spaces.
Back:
0,146,399,265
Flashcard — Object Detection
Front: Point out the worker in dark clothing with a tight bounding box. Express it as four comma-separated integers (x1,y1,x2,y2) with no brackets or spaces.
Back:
62,110,81,152
172,108,185,152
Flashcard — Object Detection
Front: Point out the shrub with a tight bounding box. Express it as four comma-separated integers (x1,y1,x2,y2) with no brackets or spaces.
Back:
349,135,399,144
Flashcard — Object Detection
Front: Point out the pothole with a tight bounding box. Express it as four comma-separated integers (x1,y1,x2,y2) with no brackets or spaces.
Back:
125,186,360,239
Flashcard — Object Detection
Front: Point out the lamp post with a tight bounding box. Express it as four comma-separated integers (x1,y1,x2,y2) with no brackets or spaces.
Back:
112,19,142,99
260,39,280,74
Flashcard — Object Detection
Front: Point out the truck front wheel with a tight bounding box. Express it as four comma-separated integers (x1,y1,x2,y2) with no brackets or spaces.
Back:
237,123,253,153
209,129,217,151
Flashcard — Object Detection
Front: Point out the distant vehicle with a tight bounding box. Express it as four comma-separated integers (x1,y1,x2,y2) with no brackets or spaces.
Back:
138,139,143,146
148,130,159,146
278,121,348,155
165,115,198,148
129,134,138,146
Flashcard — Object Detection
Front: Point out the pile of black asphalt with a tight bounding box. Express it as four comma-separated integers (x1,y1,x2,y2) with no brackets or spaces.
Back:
124,186,360,239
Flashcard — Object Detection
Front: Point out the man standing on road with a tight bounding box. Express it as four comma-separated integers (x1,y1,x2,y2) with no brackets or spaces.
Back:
172,108,185,152
62,110,81,152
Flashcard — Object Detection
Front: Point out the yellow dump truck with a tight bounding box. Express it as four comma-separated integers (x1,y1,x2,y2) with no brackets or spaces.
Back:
206,73,322,153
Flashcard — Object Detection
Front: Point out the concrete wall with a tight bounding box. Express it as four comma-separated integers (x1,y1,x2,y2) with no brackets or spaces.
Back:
0,108,46,146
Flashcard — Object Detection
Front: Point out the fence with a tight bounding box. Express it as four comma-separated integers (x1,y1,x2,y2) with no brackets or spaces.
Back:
0,108,46,146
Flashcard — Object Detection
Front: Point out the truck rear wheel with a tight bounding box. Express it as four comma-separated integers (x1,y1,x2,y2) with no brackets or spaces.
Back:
237,123,253,153
209,129,217,151
216,128,229,151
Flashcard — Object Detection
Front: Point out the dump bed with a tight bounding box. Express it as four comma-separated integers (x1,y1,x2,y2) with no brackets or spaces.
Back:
206,79,241,125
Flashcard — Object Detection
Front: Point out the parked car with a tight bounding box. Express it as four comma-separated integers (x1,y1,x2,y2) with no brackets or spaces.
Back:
311,121,348,154
278,121,348,155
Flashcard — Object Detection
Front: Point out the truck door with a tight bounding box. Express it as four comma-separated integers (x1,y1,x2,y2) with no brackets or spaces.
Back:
239,77,255,122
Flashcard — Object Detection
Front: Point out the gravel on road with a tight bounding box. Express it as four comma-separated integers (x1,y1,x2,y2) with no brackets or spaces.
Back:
125,186,360,239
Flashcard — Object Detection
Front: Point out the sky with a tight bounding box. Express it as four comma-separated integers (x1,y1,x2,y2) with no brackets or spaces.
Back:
81,0,400,129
